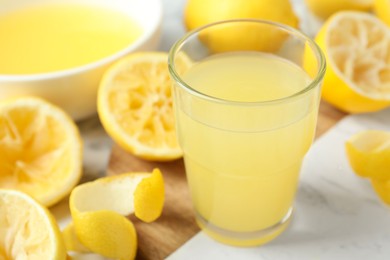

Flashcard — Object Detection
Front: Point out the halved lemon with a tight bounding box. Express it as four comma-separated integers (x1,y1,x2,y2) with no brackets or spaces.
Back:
98,52,183,161
0,189,66,259
0,96,82,207
313,11,390,113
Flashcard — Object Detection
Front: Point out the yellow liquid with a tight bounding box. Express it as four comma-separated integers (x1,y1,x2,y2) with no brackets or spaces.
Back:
0,4,142,74
177,52,320,246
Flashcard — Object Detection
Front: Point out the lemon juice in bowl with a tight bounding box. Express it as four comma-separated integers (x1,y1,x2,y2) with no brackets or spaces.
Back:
0,0,163,120
0,3,142,74
169,20,325,246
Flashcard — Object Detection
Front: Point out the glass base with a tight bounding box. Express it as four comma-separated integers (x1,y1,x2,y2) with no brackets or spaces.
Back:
195,208,293,247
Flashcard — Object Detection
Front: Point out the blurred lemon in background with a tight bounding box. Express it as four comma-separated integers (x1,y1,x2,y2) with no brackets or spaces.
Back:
305,0,373,19
311,11,390,113
374,0,390,26
184,0,299,53
184,0,299,31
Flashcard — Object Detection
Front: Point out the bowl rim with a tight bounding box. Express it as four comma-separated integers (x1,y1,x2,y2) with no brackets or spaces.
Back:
0,0,162,81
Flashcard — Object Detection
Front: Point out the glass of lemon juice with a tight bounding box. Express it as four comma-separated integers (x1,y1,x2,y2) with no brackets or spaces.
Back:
168,19,325,246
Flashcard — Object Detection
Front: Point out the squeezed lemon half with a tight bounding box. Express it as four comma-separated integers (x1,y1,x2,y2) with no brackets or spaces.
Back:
0,96,82,207
311,11,390,113
0,189,67,259
98,52,183,161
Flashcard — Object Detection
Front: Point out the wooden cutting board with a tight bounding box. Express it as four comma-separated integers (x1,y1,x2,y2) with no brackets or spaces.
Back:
106,101,346,260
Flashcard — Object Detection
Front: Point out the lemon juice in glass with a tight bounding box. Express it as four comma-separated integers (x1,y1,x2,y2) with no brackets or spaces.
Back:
168,19,325,246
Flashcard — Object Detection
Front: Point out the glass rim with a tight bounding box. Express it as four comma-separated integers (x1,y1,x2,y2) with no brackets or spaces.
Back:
168,18,326,106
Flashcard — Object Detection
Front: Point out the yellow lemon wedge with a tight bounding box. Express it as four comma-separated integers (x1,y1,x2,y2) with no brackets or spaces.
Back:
0,96,82,207
374,0,390,26
311,11,390,113
345,130,390,181
0,189,67,259
98,52,183,161
66,169,164,259
372,179,390,204
184,0,298,53
305,0,374,20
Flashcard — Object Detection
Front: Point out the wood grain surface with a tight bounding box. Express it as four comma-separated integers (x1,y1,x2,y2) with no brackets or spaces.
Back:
107,101,346,260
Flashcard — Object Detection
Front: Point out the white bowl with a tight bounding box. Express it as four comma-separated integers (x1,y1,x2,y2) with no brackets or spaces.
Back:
0,0,162,121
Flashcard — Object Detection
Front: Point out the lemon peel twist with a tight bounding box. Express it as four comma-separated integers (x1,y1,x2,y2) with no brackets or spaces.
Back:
345,130,390,205
64,169,165,259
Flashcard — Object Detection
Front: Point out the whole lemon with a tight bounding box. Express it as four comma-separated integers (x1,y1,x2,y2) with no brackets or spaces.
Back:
374,0,390,26
305,0,374,20
184,0,299,53
184,0,299,31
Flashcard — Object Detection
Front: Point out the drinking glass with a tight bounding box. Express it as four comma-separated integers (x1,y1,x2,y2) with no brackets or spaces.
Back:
168,19,325,246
